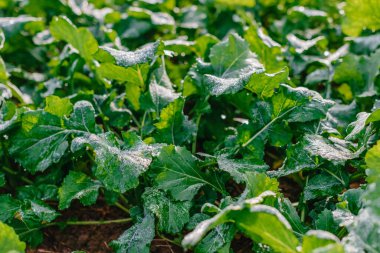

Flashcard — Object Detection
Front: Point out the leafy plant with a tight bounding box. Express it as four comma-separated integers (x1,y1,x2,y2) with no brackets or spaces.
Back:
0,0,380,252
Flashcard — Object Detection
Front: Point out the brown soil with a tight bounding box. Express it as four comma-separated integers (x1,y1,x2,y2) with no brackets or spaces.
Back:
26,200,183,253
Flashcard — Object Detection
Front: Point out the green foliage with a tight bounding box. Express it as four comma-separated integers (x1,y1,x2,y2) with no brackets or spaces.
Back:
1,0,380,252
0,221,26,253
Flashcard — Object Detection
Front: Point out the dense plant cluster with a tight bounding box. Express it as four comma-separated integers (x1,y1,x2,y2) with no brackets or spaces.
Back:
1,0,380,252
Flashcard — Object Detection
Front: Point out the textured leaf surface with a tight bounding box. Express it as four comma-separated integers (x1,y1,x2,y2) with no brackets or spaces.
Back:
58,171,101,209
71,133,152,193
110,213,155,253
143,188,191,234
154,145,225,201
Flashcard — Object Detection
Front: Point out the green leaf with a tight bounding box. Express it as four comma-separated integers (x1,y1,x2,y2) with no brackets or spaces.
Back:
245,67,289,98
9,110,70,173
97,41,163,68
333,50,380,98
44,95,73,117
303,135,354,165
148,64,180,113
143,188,191,234
154,98,196,145
58,171,101,210
0,221,26,253
341,141,380,252
154,145,225,201
245,172,279,198
196,33,264,96
270,139,318,177
195,224,235,253
71,133,152,193
342,0,380,36
302,230,344,253
110,213,155,253
0,194,20,222
276,198,307,237
244,26,286,72
304,172,346,201
217,155,268,183
182,192,299,253
314,209,339,234
50,16,98,60
9,101,96,173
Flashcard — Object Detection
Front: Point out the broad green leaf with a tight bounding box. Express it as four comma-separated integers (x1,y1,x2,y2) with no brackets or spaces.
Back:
154,98,196,145
302,230,344,253
196,33,264,96
71,133,152,193
303,135,354,165
314,209,339,234
0,195,58,247
110,213,155,253
58,171,101,209
366,108,380,124
148,64,180,114
333,50,380,98
97,41,163,68
182,191,299,253
50,16,98,60
9,110,70,173
195,224,235,253
217,155,268,183
342,0,380,36
276,198,307,237
245,67,289,98
143,188,191,234
0,194,20,222
44,95,73,117
9,101,96,173
0,221,26,253
154,145,225,201
341,142,380,252
270,139,318,177
304,171,346,201
245,172,279,198
244,26,286,72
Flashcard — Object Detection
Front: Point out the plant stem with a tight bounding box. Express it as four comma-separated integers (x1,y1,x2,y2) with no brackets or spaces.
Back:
115,202,130,214
192,113,202,153
2,166,33,184
119,194,129,205
19,218,132,237
62,218,132,226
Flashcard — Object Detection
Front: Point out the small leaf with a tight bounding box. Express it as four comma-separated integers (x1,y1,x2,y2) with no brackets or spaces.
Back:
143,188,191,234
246,67,289,98
154,98,196,145
44,95,73,117
110,213,155,253
50,16,98,60
154,145,225,201
245,172,279,198
58,171,101,210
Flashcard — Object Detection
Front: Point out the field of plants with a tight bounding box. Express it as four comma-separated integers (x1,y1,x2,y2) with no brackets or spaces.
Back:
1,0,380,252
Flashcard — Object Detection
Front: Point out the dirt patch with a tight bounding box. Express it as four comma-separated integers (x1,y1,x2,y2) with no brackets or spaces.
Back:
26,200,183,253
